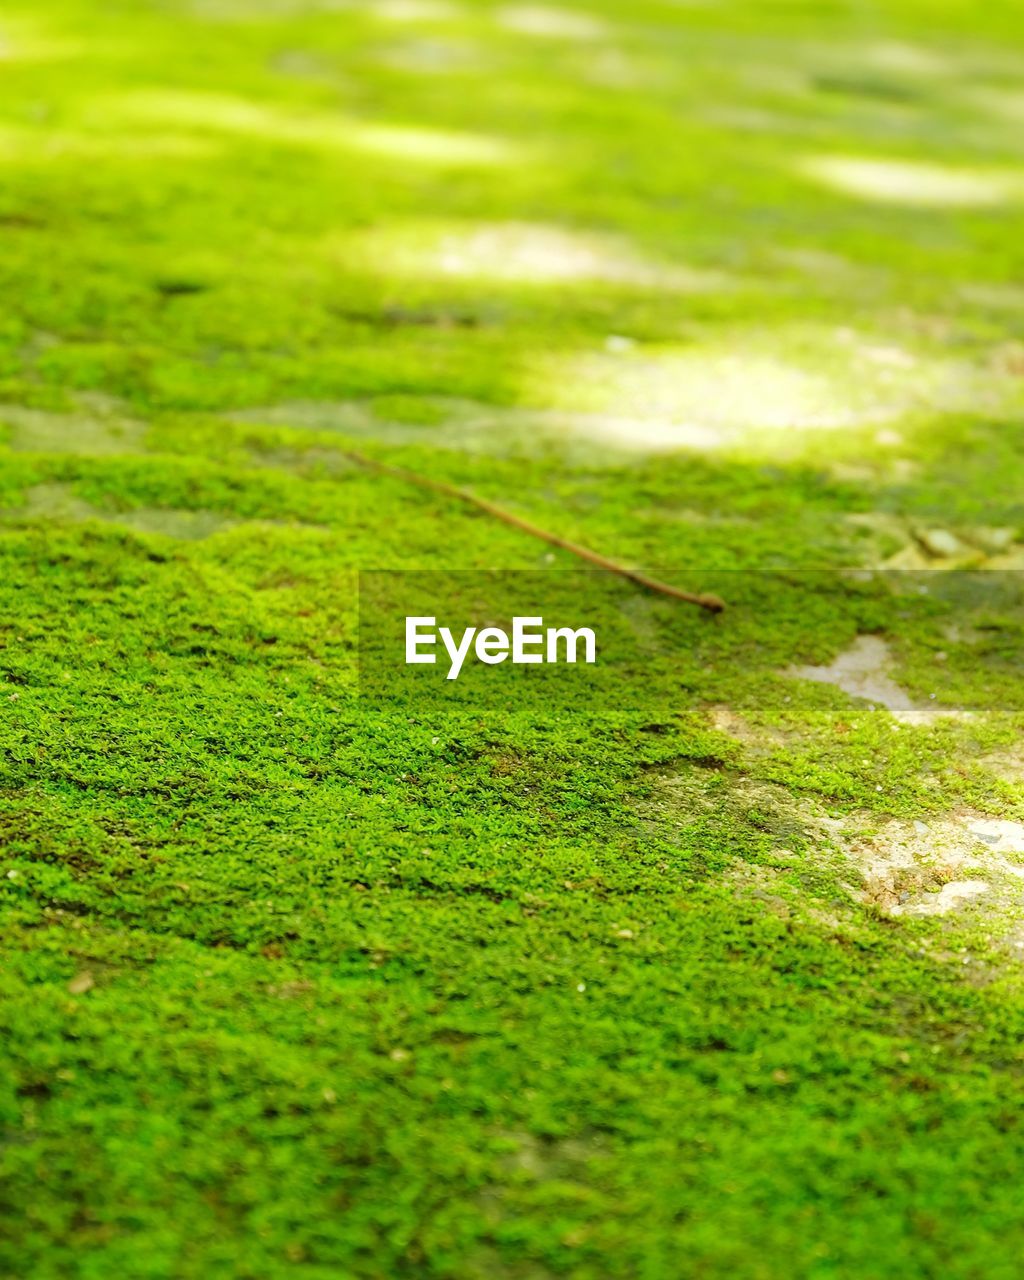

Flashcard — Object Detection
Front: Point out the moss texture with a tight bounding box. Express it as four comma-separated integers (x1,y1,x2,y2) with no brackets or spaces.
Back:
1,1,1024,1276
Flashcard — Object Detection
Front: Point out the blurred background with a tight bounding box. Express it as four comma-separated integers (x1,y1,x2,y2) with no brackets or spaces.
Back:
0,0,1022,571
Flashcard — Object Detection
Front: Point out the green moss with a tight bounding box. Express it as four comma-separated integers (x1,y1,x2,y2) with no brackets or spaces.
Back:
1,0,1024,1276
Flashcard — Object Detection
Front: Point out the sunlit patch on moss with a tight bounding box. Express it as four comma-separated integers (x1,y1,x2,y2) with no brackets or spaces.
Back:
186,0,374,18
966,87,1024,126
573,46,649,90
799,155,1024,206
229,394,732,459
96,92,519,166
496,5,609,39
522,323,1023,456
373,36,482,75
0,122,216,162
339,220,731,290
0,17,81,62
374,0,463,19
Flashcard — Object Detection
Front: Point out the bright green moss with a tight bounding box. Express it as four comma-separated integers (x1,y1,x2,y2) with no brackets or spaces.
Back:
1,1,1024,1276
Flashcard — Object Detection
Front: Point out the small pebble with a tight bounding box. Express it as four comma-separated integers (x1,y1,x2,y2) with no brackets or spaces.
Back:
919,528,966,558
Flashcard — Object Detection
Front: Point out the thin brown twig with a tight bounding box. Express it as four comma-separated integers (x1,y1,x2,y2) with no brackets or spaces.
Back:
341,448,726,614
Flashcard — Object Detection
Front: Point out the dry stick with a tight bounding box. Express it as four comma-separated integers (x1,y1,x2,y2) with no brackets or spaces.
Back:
342,448,726,614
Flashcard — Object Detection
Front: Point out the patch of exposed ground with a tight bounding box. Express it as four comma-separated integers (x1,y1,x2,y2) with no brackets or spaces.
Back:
3,483,236,540
845,512,1023,569
850,814,1024,919
648,765,1024,934
649,770,851,877
229,350,1024,465
5,483,333,540
248,444,359,475
232,400,375,437
787,635,965,724
0,396,147,455
725,860,847,930
373,36,480,74
980,751,1024,785
706,705,793,754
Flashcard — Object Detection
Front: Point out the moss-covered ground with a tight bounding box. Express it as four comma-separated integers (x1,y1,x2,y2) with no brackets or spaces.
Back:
2,1,1024,1276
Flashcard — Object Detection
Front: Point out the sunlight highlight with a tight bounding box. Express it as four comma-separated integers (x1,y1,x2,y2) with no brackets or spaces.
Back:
374,37,480,75
521,324,1014,455
0,122,215,162
969,87,1024,125
98,92,517,167
497,5,608,39
0,18,80,62
545,348,861,438
191,0,370,17
374,0,462,18
349,122,508,165
859,41,950,76
800,155,1022,207
340,221,730,291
